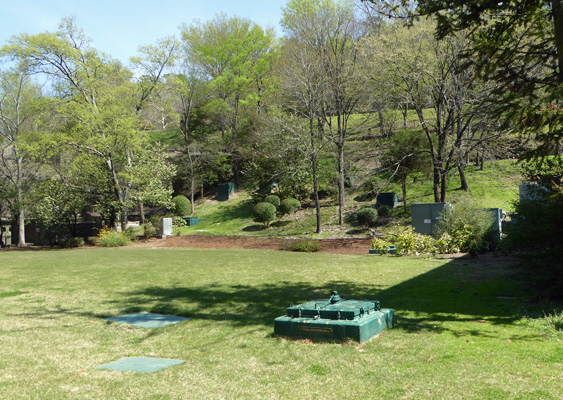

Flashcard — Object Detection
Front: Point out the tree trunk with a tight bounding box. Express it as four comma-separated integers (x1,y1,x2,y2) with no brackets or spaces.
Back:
401,167,408,214
17,205,26,247
378,107,385,136
337,142,346,225
433,166,441,203
186,146,196,214
16,156,26,247
552,0,563,81
458,162,470,192
140,202,145,225
440,170,449,203
310,118,322,234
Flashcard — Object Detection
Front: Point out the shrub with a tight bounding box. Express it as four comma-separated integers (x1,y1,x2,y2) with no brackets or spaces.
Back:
377,205,392,218
371,237,393,255
390,227,435,255
356,207,378,228
123,227,138,241
264,195,281,208
436,195,493,255
60,237,85,248
142,222,157,239
172,217,187,227
85,236,98,246
434,233,460,254
505,182,563,299
279,198,301,216
172,195,191,217
287,239,320,252
97,226,131,247
254,202,277,227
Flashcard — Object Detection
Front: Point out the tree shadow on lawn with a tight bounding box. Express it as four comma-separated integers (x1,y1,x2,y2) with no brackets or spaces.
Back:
107,256,525,337
242,224,267,232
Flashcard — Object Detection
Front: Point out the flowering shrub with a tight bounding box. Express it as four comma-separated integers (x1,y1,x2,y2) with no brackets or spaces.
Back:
97,226,131,247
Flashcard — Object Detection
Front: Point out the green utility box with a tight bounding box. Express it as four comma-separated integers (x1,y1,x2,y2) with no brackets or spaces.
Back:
369,245,396,255
182,217,200,226
376,192,398,208
274,291,393,342
411,203,451,235
217,182,236,201
485,208,503,248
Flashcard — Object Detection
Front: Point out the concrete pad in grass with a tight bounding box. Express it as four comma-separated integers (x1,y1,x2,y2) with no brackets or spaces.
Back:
97,357,184,373
105,312,191,328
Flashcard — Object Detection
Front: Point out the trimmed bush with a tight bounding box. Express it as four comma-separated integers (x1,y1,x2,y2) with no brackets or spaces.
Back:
279,198,301,216
264,195,281,208
254,202,277,227
172,195,191,217
287,239,320,252
356,207,378,228
377,205,392,218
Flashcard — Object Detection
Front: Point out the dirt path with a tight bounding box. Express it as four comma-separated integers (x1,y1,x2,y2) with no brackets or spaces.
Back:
131,235,374,255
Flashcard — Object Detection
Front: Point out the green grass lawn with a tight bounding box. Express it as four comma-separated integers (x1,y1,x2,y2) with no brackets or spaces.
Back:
382,159,523,213
1,248,562,399
177,194,349,238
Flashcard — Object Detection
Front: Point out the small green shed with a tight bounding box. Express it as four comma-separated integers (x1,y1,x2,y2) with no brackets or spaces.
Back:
376,192,398,208
217,182,236,201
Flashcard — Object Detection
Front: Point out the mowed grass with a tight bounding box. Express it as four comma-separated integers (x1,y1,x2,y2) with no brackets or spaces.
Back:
1,248,562,399
382,160,523,213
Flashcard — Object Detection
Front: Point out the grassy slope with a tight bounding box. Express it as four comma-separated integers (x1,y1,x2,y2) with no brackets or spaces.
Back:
0,248,561,399
178,159,523,238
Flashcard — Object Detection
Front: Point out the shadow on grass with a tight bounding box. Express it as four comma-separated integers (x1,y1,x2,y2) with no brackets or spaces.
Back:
346,228,367,235
108,256,523,336
242,225,267,232
270,221,292,228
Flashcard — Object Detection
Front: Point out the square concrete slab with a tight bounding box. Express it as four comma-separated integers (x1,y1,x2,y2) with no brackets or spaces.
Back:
97,357,184,373
105,312,191,328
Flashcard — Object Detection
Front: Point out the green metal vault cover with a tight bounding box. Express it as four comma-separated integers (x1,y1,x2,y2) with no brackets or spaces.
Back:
274,291,393,342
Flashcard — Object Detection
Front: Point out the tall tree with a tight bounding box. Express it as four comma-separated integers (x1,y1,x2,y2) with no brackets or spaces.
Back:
282,0,367,224
2,18,175,229
182,15,276,182
166,70,209,214
277,33,328,233
361,19,495,202
0,69,46,246
366,0,563,168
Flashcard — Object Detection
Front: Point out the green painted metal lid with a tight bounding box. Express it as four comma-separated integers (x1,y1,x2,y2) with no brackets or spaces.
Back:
285,291,381,321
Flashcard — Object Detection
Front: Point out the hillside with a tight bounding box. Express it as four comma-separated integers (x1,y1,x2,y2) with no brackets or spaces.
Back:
175,159,523,239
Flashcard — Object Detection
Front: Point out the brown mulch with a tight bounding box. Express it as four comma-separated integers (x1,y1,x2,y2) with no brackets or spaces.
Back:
3,235,517,264
130,235,375,255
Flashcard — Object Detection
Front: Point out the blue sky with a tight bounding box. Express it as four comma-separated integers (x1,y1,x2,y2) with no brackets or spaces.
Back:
1,0,288,64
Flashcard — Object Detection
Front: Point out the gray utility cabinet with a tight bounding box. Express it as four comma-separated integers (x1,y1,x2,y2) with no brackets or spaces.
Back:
411,203,451,235
157,218,173,238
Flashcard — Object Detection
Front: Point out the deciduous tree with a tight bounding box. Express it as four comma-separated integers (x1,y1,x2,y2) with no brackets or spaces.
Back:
0,69,46,246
